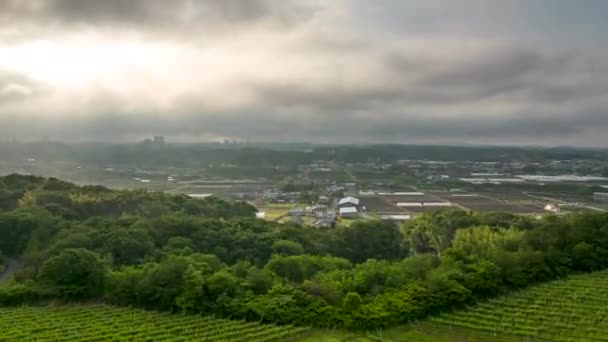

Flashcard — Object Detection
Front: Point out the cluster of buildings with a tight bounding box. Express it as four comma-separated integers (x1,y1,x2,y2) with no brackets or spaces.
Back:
142,136,165,145
260,191,300,204
282,195,364,228
287,204,336,228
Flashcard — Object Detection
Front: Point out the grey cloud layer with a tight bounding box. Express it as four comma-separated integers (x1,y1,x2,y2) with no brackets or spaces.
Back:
0,1,607,146
0,0,312,34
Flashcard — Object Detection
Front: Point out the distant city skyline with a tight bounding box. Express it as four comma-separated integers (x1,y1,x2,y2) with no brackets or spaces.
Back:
1,1,608,146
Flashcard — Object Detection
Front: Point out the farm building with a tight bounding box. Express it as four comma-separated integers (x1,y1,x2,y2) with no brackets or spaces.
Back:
338,196,360,209
594,192,608,201
339,206,358,218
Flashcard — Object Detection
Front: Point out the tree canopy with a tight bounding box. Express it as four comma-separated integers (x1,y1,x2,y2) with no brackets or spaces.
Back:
1,174,608,330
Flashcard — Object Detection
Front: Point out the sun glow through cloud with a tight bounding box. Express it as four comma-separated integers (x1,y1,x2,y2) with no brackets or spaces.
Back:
0,37,177,89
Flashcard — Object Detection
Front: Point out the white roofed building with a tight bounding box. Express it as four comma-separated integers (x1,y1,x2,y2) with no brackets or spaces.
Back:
338,196,360,208
594,192,608,201
339,206,358,218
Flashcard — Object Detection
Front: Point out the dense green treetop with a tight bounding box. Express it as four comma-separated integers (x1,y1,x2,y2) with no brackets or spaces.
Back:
1,174,608,331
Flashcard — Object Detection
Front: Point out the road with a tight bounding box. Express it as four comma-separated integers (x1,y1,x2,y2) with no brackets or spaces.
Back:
0,258,20,283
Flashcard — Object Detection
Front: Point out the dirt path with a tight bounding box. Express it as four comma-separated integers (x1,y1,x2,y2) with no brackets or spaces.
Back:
0,258,20,283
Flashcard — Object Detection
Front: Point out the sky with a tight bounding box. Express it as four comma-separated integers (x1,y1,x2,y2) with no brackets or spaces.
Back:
1,0,607,146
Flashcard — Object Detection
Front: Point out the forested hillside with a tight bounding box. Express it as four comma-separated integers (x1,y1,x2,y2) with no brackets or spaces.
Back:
1,174,608,330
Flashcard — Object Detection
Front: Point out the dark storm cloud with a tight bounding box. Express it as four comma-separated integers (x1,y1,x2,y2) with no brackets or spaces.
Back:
244,45,608,112
414,48,608,104
420,49,541,88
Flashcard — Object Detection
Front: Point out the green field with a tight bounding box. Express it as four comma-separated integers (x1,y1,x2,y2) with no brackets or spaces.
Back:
0,305,310,341
299,324,546,342
299,270,608,342
255,203,304,222
430,270,608,341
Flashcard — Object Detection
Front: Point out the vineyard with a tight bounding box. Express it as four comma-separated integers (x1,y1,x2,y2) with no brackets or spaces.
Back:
0,304,310,341
299,270,608,342
428,270,608,341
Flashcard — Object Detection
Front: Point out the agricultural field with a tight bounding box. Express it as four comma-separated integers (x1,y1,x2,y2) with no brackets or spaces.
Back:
430,270,608,341
433,192,539,214
399,205,458,214
309,169,352,183
350,170,391,182
359,196,404,213
0,304,310,342
254,203,300,221
378,193,455,213
300,324,547,342
381,194,445,204
300,270,608,342
476,191,545,207
524,192,608,212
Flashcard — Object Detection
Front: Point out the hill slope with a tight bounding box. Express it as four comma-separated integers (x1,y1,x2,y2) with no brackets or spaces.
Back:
300,270,608,341
427,270,608,341
0,304,309,341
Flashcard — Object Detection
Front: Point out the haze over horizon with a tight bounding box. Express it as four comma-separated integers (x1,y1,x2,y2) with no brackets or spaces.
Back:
1,1,607,146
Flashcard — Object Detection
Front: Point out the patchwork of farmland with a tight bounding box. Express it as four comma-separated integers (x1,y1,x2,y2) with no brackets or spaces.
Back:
433,192,539,213
428,270,608,341
0,305,310,341
381,193,444,204
524,192,608,211
359,196,404,213
360,191,545,215
380,193,454,213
